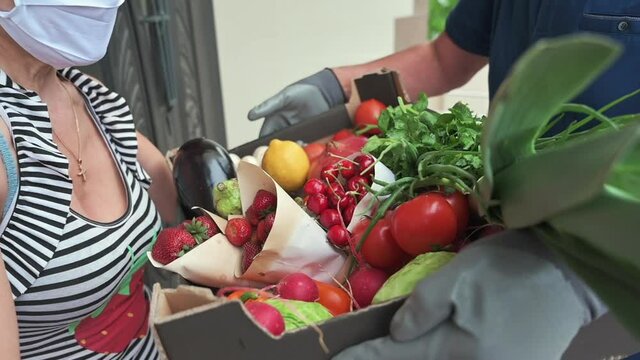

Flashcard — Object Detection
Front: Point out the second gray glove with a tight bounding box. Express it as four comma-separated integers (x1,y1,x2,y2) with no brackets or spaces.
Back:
247,68,346,137
334,229,608,360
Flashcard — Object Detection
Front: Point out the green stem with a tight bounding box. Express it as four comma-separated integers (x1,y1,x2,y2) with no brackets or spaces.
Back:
356,184,409,252
562,104,618,132
419,164,477,185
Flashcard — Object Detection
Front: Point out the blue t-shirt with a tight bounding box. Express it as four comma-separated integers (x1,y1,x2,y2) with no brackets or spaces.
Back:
446,0,640,134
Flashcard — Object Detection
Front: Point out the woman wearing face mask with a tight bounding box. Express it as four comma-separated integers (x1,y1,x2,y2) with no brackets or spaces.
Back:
0,0,177,358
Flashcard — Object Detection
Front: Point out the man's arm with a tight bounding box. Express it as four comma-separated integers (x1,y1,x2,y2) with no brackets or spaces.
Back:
332,33,488,101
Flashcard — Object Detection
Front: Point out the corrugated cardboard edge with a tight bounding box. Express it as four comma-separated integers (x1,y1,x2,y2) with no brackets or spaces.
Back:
150,283,223,359
151,281,407,360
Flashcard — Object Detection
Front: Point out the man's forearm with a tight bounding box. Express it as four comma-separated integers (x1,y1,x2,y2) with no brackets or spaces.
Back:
332,33,488,101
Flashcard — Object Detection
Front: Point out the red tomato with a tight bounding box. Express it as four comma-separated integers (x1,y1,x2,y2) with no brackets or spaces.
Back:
354,99,386,136
304,143,326,162
361,217,411,271
314,281,352,316
441,190,470,237
332,129,355,141
391,193,458,256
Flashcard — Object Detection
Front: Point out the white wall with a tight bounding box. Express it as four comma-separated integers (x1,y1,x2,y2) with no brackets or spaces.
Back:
213,0,414,148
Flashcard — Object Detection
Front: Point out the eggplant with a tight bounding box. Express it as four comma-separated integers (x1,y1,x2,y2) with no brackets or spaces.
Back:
172,138,236,218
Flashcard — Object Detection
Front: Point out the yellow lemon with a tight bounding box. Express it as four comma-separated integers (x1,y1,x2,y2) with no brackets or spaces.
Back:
262,139,310,192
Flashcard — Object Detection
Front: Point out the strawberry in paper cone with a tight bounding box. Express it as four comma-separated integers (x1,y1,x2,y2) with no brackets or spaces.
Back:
147,201,264,288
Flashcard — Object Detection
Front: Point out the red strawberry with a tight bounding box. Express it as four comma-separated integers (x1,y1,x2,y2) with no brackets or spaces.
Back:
252,190,277,218
256,212,276,243
225,218,253,246
151,228,197,265
184,216,219,243
245,205,261,226
242,241,263,272
194,215,219,238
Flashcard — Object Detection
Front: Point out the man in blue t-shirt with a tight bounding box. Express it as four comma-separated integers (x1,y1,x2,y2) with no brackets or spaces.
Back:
248,1,639,358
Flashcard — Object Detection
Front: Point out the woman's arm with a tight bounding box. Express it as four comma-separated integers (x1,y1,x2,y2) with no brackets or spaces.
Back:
332,33,488,101
0,258,20,360
0,119,19,359
136,132,178,225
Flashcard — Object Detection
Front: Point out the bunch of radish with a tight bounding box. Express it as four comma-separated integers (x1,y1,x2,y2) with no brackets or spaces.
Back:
218,272,352,336
303,154,376,248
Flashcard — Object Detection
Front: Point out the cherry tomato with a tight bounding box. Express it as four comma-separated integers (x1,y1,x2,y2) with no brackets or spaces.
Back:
354,99,386,136
391,193,458,256
314,281,352,316
361,217,411,271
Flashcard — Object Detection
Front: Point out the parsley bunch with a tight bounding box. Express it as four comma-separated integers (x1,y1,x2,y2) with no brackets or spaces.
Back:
363,94,483,193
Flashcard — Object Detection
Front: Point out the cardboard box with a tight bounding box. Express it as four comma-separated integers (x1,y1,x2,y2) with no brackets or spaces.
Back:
150,284,405,360
151,70,408,359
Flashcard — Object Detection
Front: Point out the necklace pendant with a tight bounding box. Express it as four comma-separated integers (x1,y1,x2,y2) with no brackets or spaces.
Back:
77,158,87,182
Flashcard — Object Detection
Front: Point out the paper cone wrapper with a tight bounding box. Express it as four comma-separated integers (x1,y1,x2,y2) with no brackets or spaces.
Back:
147,212,265,289
233,161,349,284
346,155,396,232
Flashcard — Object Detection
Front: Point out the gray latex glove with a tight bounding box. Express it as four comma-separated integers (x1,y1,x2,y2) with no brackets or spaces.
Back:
334,229,607,360
247,68,346,137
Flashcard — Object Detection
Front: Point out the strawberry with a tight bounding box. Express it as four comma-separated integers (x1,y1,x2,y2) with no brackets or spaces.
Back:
225,218,252,246
252,190,277,218
242,241,263,273
151,228,197,265
256,212,276,243
245,205,261,226
192,215,220,239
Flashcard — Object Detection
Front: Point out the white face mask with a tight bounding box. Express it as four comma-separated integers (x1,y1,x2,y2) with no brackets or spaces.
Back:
0,0,124,69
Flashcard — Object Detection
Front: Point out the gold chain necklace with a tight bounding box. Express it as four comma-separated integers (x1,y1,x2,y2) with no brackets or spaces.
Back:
53,79,87,182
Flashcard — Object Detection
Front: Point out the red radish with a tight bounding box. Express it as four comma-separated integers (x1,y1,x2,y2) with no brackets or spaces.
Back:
277,273,319,302
304,178,327,195
348,267,389,308
327,224,350,247
342,204,356,225
354,154,375,177
338,195,356,211
319,209,342,229
244,301,285,336
320,164,340,183
338,160,358,179
307,193,329,215
347,175,369,193
327,182,346,208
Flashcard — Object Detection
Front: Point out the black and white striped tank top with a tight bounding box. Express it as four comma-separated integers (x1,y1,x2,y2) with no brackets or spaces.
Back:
0,68,162,359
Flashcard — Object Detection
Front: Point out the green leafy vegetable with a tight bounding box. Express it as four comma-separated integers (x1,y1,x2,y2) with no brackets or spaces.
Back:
373,252,455,304
264,299,333,332
364,94,484,186
480,33,640,337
